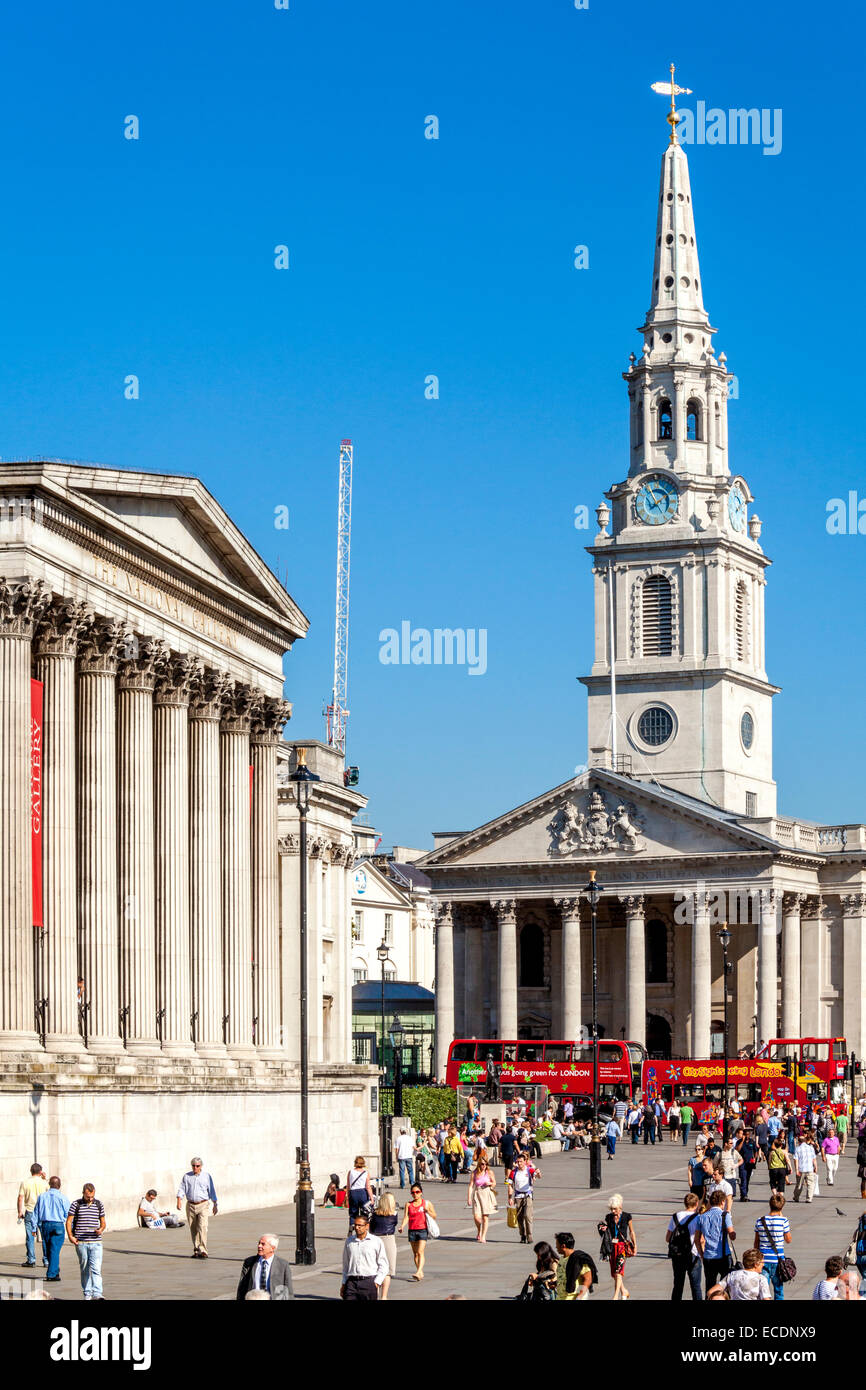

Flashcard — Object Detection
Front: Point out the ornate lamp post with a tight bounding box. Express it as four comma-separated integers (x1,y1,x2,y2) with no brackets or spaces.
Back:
585,867,603,1189
290,746,320,1265
390,1014,405,1118
718,922,732,1130
377,941,389,1079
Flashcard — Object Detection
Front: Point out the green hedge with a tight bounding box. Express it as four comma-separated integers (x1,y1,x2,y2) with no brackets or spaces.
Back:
380,1085,458,1130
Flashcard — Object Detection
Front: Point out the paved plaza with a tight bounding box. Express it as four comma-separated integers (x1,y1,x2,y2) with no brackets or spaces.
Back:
3,1141,863,1301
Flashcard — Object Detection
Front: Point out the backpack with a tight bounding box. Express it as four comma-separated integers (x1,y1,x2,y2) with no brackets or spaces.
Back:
668,1211,697,1261
849,1214,866,1274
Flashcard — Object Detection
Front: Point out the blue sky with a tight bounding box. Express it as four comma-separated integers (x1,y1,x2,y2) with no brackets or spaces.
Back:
1,3,863,846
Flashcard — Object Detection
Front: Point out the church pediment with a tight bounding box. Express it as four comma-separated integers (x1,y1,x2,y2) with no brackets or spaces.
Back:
420,770,780,870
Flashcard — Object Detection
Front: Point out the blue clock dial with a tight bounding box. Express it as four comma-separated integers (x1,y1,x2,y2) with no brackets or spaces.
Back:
635,475,678,526
728,485,747,532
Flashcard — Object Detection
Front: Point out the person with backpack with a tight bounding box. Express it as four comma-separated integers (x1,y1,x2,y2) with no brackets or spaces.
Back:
847,1212,866,1278
554,1231,597,1300
753,1190,793,1301
641,1102,656,1145
506,1152,540,1244
521,1240,559,1301
666,1192,703,1301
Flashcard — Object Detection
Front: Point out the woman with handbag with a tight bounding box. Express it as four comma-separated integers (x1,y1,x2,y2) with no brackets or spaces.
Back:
346,1156,374,1230
752,1190,793,1301
597,1193,636,1300
521,1241,559,1301
399,1182,438,1282
466,1154,497,1243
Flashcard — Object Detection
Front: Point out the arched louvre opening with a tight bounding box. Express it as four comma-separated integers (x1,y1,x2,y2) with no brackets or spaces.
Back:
686,398,702,441
642,574,673,657
735,581,749,661
519,922,544,987
658,399,673,439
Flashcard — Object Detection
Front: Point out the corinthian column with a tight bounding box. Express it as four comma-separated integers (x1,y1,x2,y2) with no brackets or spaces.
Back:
555,897,582,1042
250,694,291,1056
117,638,167,1053
34,597,93,1052
0,578,51,1049
781,893,804,1039
691,889,711,1057
434,900,454,1078
757,888,779,1048
77,616,131,1052
189,669,231,1056
620,894,646,1047
494,899,518,1041
463,915,483,1039
154,653,199,1054
840,893,866,1060
221,682,254,1055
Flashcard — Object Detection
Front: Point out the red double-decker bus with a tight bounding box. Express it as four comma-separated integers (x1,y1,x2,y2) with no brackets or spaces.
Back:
445,1037,645,1110
640,1037,848,1125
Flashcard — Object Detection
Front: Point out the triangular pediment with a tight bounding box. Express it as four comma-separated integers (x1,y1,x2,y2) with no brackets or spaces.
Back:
352,860,412,907
419,770,781,869
84,491,244,586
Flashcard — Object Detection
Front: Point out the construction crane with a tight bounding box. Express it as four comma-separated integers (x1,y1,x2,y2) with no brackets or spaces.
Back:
325,439,353,756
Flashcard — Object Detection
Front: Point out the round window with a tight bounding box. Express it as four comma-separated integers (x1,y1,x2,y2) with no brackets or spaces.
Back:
741,711,755,750
638,707,674,746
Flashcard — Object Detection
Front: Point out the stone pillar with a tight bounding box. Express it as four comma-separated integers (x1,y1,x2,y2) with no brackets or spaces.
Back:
799,899,823,1036
781,893,804,1040
757,888,778,1049
556,897,582,1042
34,597,93,1052
691,889,711,1057
673,375,686,469
482,916,496,1035
434,900,454,1079
840,893,866,1060
117,638,167,1054
494,899,518,1041
154,653,199,1054
250,696,291,1057
77,616,131,1052
620,894,646,1048
220,683,254,1055
464,918,483,1038
189,670,230,1056
0,578,51,1049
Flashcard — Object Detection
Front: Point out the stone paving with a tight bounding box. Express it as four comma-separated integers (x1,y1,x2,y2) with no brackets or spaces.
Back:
2,1140,862,1301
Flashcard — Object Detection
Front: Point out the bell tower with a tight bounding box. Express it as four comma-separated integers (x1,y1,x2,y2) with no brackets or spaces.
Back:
580,77,778,817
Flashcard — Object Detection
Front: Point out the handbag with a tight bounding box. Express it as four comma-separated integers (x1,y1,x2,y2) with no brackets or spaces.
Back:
507,1205,519,1230
598,1222,613,1260
425,1208,440,1240
760,1217,796,1283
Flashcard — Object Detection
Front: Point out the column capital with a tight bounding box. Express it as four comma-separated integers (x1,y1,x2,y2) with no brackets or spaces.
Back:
759,887,779,915
78,616,134,674
782,891,807,916
0,576,52,637
277,832,299,856
220,681,254,733
554,896,582,921
801,895,829,921
491,898,518,927
618,893,646,919
839,892,866,917
250,694,293,744
155,652,202,707
189,668,233,721
118,637,170,692
35,596,95,656
434,900,453,929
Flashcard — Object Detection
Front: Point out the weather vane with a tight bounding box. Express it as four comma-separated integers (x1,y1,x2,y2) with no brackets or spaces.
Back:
651,63,693,144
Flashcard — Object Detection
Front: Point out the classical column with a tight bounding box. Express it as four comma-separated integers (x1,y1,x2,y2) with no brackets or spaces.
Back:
0,578,51,1049
691,889,712,1057
189,670,230,1055
153,653,198,1054
555,897,582,1042
757,888,778,1049
781,893,805,1040
251,694,291,1056
799,898,823,1036
117,637,167,1053
464,917,483,1038
494,899,518,1041
433,900,454,1079
34,597,93,1052
221,682,254,1055
77,616,132,1052
482,917,496,1035
620,894,646,1048
840,893,866,1060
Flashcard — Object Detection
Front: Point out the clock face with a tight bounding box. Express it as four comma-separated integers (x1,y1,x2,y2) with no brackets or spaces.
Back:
728,485,747,532
635,475,678,526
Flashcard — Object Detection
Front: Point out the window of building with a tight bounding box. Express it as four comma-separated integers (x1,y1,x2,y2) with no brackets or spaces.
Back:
384,966,396,982
745,791,757,816
645,920,668,982
642,574,673,657
741,710,754,751
384,913,393,943
658,398,673,439
518,922,544,987
638,705,674,747
686,398,702,441
353,967,367,984
352,911,363,942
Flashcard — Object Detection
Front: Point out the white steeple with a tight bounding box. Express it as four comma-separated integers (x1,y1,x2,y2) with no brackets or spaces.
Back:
641,141,713,364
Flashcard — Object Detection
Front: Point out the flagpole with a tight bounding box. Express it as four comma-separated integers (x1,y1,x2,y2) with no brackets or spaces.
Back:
608,561,617,769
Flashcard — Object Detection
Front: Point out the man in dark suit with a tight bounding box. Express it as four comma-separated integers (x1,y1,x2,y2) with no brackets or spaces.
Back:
236,1233,294,1300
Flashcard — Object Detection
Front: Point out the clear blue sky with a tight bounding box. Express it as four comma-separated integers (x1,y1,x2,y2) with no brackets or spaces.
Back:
1,3,863,846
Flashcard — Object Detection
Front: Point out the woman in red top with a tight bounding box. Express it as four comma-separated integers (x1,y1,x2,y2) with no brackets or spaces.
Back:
399,1183,437,1281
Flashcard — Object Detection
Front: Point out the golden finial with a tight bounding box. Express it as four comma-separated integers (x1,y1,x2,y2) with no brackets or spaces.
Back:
650,64,693,145
588,867,597,883
297,746,307,768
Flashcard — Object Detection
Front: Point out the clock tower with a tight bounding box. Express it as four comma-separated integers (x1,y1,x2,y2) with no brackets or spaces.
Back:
581,110,778,817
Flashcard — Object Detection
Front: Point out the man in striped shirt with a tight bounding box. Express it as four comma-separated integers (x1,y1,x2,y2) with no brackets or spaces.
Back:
65,1183,106,1300
753,1191,791,1301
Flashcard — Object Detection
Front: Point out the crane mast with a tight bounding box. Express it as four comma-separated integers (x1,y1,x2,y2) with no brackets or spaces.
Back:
326,439,353,754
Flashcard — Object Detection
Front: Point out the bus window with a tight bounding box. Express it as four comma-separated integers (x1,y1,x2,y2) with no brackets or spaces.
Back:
704,1084,723,1103
503,1044,516,1063
477,1043,503,1063
598,1045,622,1065
450,1042,476,1062
573,1046,592,1063
802,1042,829,1062
833,1040,846,1061
768,1042,798,1061
517,1043,542,1063
830,1080,845,1104
544,1044,571,1063
675,1086,703,1102
661,1085,675,1103
737,1084,763,1104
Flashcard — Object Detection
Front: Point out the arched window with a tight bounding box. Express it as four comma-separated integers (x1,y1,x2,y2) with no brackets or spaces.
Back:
642,574,673,656
646,920,668,982
714,400,721,445
519,922,544,987
658,398,673,440
735,581,749,661
686,398,702,441
636,398,644,446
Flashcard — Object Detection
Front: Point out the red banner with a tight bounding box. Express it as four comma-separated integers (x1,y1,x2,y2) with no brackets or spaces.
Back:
30,679,43,928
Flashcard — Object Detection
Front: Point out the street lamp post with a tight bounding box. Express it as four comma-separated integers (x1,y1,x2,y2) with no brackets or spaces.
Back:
585,867,603,1190
718,922,731,1131
390,1015,405,1119
290,746,320,1265
377,942,389,1079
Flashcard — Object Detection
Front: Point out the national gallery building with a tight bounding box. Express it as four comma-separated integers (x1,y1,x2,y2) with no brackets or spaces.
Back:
0,461,377,1244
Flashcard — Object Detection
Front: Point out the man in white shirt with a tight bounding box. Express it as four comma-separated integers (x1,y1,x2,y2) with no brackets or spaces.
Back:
794,1134,818,1203
340,1215,391,1301
395,1129,416,1188
702,1162,734,1213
